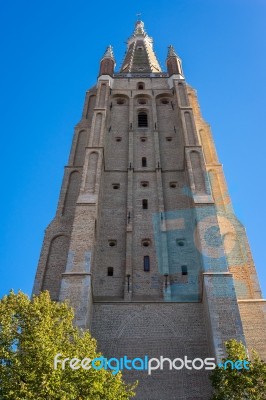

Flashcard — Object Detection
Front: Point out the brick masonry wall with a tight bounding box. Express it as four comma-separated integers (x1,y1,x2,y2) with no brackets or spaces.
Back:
93,171,127,299
188,85,265,298
238,301,266,359
91,302,213,400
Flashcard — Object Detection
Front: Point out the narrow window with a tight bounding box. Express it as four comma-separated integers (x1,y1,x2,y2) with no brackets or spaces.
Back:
144,256,150,272
142,199,148,209
181,265,188,275
107,267,114,276
166,137,172,142
115,137,122,142
142,157,147,167
138,112,148,127
140,137,147,142
108,240,117,247
137,82,145,90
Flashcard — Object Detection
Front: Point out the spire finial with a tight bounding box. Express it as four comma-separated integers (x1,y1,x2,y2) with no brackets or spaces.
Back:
134,19,145,35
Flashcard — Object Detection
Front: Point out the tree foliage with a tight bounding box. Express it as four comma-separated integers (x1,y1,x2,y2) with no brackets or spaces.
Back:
0,291,136,400
210,339,266,400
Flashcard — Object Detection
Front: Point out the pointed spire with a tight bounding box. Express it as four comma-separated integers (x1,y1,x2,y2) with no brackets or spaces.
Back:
167,45,179,59
166,44,183,77
120,20,161,73
101,45,115,62
99,45,115,77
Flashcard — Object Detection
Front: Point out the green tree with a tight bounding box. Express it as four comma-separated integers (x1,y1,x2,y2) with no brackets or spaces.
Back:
0,291,136,400
210,339,266,400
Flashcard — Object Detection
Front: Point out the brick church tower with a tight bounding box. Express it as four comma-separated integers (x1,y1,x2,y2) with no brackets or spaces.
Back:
33,21,266,399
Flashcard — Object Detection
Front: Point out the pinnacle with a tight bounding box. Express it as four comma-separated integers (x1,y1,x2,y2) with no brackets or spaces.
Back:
167,44,180,59
102,45,115,61
134,20,145,36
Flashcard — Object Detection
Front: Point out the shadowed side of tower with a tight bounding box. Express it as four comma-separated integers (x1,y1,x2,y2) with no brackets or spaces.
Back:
33,20,266,400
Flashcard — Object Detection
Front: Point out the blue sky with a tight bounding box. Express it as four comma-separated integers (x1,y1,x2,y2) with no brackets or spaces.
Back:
0,0,265,298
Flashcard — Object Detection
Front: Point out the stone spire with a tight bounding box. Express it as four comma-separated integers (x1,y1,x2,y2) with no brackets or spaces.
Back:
99,45,116,77
166,44,183,77
120,20,161,73
101,45,115,62
167,44,179,58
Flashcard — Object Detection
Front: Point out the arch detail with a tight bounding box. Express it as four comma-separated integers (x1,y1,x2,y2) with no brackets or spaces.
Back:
85,152,99,193
99,84,107,107
42,235,69,301
190,151,206,193
92,113,103,147
73,130,87,166
184,112,196,145
62,171,81,215
86,95,96,122
178,83,189,106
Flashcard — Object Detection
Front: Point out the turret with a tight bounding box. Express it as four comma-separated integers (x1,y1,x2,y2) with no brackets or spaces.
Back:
166,45,183,77
99,45,115,77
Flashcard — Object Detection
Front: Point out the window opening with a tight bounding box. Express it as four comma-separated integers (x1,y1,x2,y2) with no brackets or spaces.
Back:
142,199,148,209
138,112,148,127
181,265,188,275
144,256,150,271
142,157,147,167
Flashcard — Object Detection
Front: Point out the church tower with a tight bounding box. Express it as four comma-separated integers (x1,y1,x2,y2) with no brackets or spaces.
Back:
33,20,266,399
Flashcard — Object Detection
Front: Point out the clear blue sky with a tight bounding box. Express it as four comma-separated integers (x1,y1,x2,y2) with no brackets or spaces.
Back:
0,0,265,298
